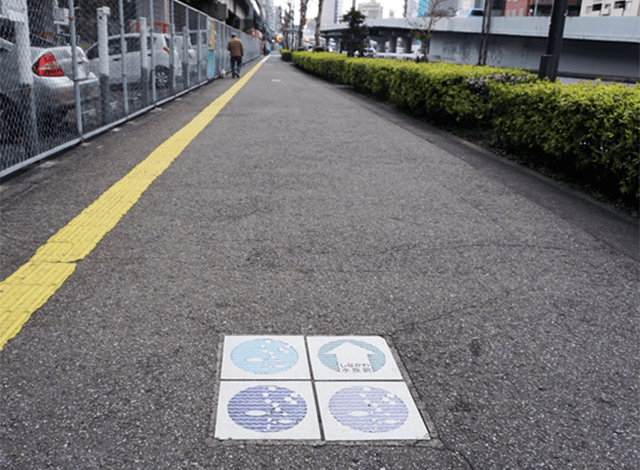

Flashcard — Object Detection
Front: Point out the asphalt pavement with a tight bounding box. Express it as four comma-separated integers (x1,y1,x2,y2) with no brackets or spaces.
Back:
0,55,638,469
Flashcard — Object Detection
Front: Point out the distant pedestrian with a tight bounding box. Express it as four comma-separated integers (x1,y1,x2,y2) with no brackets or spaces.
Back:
228,33,244,78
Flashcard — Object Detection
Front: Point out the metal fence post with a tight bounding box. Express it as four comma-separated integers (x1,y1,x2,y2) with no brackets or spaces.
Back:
97,7,111,126
149,0,157,103
183,25,189,88
206,20,213,79
140,17,150,107
197,14,202,84
68,0,82,136
118,0,129,116
170,0,176,94
13,0,39,155
184,7,190,88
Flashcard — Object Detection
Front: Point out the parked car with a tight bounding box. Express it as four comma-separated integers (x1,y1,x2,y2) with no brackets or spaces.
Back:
455,8,484,17
0,18,99,142
85,33,182,89
363,47,377,58
172,33,197,74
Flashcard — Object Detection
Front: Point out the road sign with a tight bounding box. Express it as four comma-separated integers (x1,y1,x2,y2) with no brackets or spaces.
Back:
307,336,403,380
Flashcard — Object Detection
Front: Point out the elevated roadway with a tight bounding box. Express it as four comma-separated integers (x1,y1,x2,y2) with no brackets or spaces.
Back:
322,16,640,81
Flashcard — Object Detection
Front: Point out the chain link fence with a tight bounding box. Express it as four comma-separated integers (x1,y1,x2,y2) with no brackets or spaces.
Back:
0,0,263,177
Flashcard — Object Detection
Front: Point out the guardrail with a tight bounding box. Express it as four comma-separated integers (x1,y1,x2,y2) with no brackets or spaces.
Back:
0,0,263,178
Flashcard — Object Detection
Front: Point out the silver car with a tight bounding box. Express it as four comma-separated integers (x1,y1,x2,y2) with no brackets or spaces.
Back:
363,47,377,58
173,33,198,75
85,33,182,89
0,18,99,142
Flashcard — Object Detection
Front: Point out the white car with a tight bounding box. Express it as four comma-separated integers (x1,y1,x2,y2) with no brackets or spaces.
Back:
0,18,99,142
363,47,377,58
172,33,197,74
85,33,182,88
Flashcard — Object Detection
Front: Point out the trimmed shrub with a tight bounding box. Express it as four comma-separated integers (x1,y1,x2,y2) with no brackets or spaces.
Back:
290,51,640,202
292,51,348,83
490,80,640,198
293,52,536,125
280,49,292,62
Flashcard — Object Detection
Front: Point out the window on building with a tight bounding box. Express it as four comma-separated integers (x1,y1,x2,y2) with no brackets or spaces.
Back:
592,3,602,10
613,0,626,7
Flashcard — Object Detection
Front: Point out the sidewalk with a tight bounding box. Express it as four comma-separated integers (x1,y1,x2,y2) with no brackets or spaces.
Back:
0,55,638,469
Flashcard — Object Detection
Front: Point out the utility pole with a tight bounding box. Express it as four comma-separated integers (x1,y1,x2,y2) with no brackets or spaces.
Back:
538,0,569,81
477,0,494,66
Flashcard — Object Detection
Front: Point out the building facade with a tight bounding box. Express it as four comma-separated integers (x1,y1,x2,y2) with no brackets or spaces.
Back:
415,0,470,17
358,0,384,18
322,0,345,25
504,0,582,16
580,0,640,15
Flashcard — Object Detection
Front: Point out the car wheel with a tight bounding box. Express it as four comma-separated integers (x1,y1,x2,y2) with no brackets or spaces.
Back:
155,67,170,89
0,97,22,144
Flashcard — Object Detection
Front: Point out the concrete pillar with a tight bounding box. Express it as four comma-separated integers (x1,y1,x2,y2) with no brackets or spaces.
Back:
388,36,397,53
402,36,413,53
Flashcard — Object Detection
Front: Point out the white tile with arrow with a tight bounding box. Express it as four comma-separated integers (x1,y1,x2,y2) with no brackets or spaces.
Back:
306,336,403,381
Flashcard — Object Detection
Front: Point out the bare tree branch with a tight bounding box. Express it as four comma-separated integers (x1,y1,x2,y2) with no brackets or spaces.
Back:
408,0,454,61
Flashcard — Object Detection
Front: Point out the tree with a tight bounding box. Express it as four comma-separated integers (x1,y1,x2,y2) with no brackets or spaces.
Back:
314,0,324,49
280,2,294,49
297,0,308,50
340,8,367,57
409,0,454,61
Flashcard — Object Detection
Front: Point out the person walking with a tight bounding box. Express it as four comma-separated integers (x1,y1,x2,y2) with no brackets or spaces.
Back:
228,33,244,78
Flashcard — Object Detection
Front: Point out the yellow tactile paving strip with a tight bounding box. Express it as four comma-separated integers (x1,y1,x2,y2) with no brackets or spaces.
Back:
0,59,266,351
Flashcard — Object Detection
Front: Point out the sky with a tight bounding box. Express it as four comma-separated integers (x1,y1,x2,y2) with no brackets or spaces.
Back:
275,0,408,23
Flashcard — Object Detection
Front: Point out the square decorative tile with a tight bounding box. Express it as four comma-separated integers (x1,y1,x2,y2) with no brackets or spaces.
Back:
307,336,403,381
220,336,309,380
214,381,320,440
315,381,430,441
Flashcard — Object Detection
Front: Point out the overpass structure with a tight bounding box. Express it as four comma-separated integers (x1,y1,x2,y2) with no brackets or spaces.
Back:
321,17,640,82
183,0,275,39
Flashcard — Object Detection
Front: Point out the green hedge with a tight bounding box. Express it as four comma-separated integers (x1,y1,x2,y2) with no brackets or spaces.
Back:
280,49,292,62
490,81,639,198
292,52,348,82
292,52,536,124
291,51,640,202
